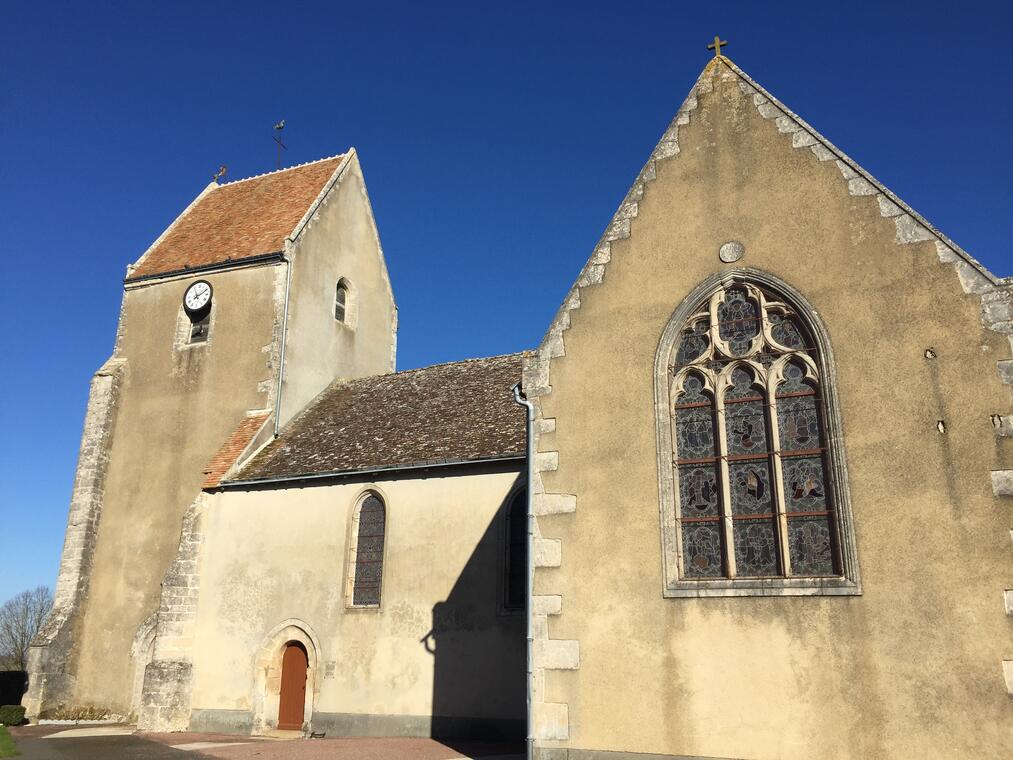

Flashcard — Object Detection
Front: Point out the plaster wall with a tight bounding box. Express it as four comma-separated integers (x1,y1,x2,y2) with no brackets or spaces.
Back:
68,264,281,715
187,468,525,733
279,153,397,428
534,72,1013,758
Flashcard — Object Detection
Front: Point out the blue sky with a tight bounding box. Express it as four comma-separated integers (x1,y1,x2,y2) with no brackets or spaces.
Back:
1,1,1011,602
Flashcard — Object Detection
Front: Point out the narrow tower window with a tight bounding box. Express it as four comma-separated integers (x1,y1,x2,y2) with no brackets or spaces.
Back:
334,281,348,323
189,312,211,344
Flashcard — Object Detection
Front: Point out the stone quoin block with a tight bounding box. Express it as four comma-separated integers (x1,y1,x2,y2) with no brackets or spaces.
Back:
534,702,570,741
991,470,1013,497
533,538,562,568
534,639,580,671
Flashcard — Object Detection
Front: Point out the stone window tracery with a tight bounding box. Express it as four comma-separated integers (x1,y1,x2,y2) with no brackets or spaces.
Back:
658,273,860,596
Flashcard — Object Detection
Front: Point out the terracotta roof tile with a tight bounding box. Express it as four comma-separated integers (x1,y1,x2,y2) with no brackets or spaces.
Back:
203,411,272,489
128,156,344,280
234,353,527,483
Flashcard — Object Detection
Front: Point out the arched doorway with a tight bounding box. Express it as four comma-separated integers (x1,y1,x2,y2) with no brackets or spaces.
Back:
251,620,320,735
277,642,308,731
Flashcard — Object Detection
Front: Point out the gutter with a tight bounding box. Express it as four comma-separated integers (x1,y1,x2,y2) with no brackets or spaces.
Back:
512,381,535,760
219,453,525,490
123,251,284,285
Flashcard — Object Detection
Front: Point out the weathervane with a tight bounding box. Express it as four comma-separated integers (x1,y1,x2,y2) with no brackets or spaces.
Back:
212,165,227,182
707,35,728,58
273,120,287,170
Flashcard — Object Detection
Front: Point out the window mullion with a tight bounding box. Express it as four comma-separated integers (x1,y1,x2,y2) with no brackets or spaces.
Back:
766,371,792,577
714,390,736,579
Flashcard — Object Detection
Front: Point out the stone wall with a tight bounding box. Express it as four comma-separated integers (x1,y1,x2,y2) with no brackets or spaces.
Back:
23,358,126,719
525,58,1013,759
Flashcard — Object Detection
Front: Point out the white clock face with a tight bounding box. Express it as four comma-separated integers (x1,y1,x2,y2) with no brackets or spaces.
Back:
184,281,212,312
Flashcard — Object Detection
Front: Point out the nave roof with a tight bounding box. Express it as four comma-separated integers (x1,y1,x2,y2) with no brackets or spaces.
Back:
230,352,527,484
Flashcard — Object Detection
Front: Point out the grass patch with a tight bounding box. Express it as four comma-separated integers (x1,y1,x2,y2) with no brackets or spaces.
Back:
0,725,16,757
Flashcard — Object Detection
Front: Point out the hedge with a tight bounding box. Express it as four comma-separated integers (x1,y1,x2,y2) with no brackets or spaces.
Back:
0,706,24,727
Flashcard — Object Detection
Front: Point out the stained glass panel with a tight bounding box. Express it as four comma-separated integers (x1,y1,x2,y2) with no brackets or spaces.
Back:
787,515,835,576
677,373,708,404
732,519,779,577
782,455,829,514
717,287,760,356
769,312,807,350
776,395,819,452
725,366,758,399
724,370,768,457
777,363,820,453
678,464,720,517
728,460,774,516
779,361,810,394
675,319,709,365
353,494,385,606
682,523,724,578
676,406,714,460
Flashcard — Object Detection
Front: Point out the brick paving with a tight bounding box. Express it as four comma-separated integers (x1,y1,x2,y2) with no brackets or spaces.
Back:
9,725,523,760
145,732,523,759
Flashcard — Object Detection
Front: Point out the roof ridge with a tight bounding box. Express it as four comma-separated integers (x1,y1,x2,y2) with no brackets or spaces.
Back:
326,351,529,389
218,153,346,187
390,351,530,376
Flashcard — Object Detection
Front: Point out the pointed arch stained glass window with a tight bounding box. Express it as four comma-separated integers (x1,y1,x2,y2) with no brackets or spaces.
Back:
350,493,386,606
669,281,840,581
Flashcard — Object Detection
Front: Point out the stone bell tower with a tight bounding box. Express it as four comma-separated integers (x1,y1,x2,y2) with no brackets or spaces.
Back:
25,151,397,719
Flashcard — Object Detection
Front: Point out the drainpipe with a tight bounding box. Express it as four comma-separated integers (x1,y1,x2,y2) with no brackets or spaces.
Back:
512,381,534,760
274,251,294,436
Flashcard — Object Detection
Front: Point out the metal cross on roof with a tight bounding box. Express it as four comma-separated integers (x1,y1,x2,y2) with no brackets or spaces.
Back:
707,35,728,57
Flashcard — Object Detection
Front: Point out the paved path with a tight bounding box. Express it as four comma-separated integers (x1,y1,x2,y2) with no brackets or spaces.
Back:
9,725,524,760
9,725,215,759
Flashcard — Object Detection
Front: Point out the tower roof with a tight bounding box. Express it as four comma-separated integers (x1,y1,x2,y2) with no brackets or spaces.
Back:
127,155,345,281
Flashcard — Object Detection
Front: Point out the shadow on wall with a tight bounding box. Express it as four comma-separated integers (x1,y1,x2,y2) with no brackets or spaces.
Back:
422,478,526,746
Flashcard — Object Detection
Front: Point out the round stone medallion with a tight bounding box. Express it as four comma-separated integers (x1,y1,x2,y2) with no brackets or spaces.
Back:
719,241,745,263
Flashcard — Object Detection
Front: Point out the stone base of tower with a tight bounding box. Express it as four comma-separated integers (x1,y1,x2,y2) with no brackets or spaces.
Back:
137,660,193,732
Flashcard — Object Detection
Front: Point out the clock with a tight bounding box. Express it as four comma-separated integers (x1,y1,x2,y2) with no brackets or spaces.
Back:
183,280,213,317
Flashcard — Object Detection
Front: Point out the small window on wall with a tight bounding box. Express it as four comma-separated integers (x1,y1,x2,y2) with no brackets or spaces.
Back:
347,492,386,607
189,312,211,344
504,490,527,611
334,281,349,323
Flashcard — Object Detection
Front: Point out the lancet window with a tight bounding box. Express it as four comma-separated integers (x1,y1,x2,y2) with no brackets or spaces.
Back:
504,489,527,611
348,492,386,607
334,281,349,323
663,278,857,593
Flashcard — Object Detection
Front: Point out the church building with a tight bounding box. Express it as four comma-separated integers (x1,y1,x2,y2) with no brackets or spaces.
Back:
26,52,1012,760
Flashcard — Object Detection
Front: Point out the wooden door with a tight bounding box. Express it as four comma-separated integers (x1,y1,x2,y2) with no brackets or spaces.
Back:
278,642,308,730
